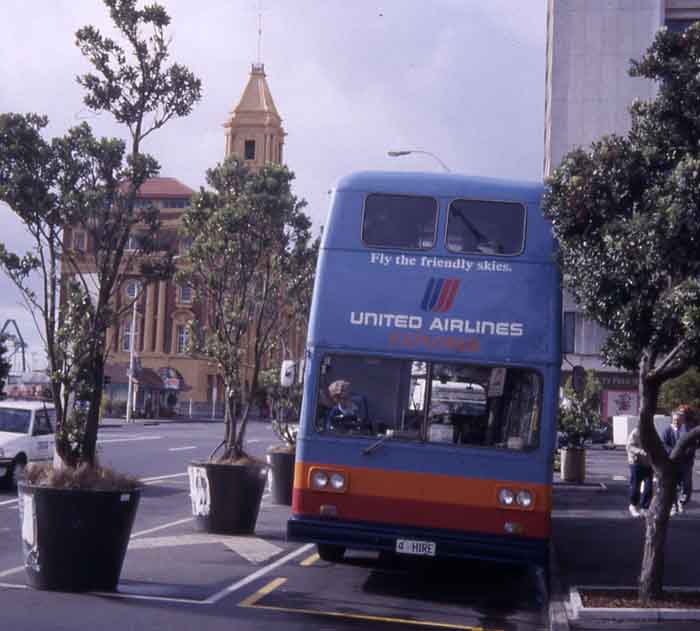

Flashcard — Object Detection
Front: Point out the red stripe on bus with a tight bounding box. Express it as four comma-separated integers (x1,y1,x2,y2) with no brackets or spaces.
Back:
292,489,550,539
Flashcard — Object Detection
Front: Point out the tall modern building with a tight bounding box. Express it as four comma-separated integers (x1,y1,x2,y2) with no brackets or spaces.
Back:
544,0,700,418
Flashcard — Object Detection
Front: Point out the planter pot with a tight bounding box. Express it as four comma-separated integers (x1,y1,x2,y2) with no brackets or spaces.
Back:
560,447,586,483
17,483,140,592
266,447,295,505
188,461,268,534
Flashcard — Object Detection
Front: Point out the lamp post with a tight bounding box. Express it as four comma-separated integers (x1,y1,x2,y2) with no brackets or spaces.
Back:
125,284,140,424
387,150,451,173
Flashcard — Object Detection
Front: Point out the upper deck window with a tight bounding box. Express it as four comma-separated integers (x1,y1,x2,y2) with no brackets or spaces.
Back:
446,199,525,255
362,194,437,250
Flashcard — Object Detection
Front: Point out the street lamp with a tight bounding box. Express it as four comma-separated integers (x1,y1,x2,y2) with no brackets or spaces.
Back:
125,282,141,424
387,150,451,173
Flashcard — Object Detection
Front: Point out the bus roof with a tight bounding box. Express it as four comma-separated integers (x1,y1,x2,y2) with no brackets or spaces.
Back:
334,171,544,203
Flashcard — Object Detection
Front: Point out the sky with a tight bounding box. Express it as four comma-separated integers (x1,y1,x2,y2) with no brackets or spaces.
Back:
0,0,546,364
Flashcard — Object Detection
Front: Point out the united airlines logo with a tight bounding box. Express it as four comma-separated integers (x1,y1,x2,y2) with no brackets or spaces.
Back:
421,278,460,313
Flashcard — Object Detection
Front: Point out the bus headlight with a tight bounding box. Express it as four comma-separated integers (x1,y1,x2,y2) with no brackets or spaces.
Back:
311,470,329,489
330,472,346,490
498,488,515,506
516,490,533,508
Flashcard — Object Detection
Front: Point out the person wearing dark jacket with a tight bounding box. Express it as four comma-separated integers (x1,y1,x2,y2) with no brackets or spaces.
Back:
662,406,696,514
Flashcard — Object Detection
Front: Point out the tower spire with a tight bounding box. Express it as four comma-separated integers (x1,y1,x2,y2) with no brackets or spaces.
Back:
256,1,263,66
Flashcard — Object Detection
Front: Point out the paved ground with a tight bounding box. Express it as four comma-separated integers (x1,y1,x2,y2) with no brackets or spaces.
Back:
552,445,700,630
0,419,548,631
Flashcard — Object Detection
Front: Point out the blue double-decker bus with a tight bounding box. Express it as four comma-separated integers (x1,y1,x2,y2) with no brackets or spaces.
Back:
287,171,561,568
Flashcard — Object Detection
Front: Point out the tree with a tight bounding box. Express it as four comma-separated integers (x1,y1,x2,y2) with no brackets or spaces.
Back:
558,370,602,447
658,368,700,412
0,335,10,398
178,157,317,461
543,23,700,603
0,0,200,472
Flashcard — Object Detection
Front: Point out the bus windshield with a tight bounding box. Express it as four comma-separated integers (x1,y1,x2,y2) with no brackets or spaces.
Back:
315,354,541,451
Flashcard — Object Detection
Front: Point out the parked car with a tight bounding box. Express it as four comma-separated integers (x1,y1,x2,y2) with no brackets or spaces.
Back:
0,400,55,488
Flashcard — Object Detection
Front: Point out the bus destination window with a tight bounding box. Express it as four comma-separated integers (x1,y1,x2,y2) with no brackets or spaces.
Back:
446,199,525,255
362,194,437,250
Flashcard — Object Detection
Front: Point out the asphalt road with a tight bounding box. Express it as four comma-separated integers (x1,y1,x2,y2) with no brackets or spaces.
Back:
0,420,548,631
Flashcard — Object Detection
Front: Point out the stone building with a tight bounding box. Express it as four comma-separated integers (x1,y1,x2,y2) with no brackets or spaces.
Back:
545,0,700,418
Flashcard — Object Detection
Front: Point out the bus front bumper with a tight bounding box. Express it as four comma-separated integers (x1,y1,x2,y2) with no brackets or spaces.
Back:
287,515,548,566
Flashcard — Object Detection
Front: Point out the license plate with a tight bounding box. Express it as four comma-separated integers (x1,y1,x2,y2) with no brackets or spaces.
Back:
395,538,436,556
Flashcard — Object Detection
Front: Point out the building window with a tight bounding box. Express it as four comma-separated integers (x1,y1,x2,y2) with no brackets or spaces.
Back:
179,237,193,255
563,311,608,356
563,311,576,354
125,234,142,251
122,319,139,352
176,324,190,354
73,230,86,252
244,140,256,160
665,19,697,33
125,280,141,299
278,142,283,163
178,284,192,304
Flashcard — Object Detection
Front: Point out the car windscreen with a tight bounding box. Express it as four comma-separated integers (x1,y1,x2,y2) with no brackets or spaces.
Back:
0,408,31,434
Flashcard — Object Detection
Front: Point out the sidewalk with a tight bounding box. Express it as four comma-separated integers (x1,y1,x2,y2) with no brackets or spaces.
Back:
551,445,700,629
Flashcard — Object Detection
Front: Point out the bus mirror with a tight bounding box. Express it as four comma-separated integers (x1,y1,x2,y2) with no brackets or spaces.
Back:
280,360,296,388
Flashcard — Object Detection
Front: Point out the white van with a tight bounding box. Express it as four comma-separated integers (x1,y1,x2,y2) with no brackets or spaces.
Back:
0,400,55,487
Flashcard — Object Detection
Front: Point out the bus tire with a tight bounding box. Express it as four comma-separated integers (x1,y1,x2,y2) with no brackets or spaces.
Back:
317,544,345,562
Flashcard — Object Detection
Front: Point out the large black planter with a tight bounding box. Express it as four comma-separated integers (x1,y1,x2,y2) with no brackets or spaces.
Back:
188,461,268,534
17,483,140,592
266,447,295,505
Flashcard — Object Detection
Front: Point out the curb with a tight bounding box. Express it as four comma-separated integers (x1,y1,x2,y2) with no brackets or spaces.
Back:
570,586,700,623
548,542,571,631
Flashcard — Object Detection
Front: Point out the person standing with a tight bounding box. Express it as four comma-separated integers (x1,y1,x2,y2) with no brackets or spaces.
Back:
662,406,694,514
626,424,653,517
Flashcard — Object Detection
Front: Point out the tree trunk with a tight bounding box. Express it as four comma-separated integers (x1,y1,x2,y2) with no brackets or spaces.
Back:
82,355,105,467
639,467,676,602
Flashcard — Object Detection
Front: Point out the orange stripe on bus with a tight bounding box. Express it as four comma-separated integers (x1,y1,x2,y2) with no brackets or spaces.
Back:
294,461,551,512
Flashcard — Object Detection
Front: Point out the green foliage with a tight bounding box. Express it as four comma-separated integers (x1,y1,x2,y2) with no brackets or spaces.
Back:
260,368,302,446
658,367,700,413
0,0,200,469
558,370,602,447
178,157,317,460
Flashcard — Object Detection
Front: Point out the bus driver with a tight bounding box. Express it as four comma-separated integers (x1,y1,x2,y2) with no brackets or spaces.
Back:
326,380,370,433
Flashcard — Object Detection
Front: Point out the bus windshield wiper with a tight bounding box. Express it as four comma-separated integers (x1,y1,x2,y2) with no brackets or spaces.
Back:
362,431,393,455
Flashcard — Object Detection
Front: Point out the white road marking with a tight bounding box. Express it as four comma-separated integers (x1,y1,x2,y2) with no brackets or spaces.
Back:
0,565,24,578
98,436,162,444
0,498,18,507
612,475,626,481
128,533,282,564
131,517,193,538
168,446,197,452
205,543,314,604
140,472,188,483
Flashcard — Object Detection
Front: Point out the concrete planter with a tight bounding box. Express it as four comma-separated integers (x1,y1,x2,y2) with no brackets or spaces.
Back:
560,447,586,483
18,483,140,591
